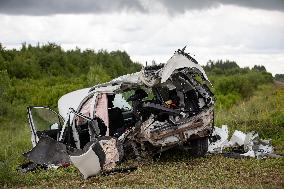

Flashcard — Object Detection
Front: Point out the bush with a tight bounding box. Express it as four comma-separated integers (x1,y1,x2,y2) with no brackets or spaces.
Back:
0,70,10,117
210,70,273,109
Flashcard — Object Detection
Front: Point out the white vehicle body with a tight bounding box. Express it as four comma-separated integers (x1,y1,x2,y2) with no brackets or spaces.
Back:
25,48,215,172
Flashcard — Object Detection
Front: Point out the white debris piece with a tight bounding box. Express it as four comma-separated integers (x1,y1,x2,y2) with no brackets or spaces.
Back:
70,145,101,179
208,125,229,153
241,150,255,157
208,126,275,159
229,130,247,146
242,131,273,158
70,137,123,179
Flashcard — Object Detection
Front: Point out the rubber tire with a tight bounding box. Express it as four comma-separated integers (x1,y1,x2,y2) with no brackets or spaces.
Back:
189,137,209,157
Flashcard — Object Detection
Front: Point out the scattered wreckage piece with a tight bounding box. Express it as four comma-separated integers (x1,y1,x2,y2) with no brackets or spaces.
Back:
70,137,123,179
229,130,247,146
23,136,80,166
70,139,105,179
70,146,101,179
22,47,217,178
207,125,229,153
208,125,280,159
98,137,123,170
242,132,274,158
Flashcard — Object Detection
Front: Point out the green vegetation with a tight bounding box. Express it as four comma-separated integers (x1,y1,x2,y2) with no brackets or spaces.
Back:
204,60,273,109
275,74,284,81
0,44,283,188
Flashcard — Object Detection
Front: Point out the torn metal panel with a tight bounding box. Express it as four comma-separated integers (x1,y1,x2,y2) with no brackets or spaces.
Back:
99,137,123,171
70,145,102,179
23,136,81,165
161,51,210,84
70,137,122,179
140,66,161,87
90,72,142,91
139,107,214,146
86,48,211,93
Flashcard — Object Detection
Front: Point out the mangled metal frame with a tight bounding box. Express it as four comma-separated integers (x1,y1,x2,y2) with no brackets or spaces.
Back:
23,48,216,178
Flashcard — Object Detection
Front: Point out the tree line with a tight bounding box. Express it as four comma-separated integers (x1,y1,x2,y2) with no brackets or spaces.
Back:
0,43,273,118
0,43,141,80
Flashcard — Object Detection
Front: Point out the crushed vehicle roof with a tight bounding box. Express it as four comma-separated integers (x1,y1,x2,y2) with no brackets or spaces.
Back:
58,49,210,118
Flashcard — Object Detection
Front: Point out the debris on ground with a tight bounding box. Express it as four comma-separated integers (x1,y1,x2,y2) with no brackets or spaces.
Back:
208,125,281,159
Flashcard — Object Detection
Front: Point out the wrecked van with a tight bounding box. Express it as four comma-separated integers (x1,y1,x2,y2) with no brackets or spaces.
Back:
24,48,215,176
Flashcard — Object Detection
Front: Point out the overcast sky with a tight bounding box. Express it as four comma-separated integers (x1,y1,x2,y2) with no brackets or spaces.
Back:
0,0,284,75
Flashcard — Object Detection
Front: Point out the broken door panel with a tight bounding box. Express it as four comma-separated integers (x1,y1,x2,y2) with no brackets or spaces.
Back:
27,106,64,147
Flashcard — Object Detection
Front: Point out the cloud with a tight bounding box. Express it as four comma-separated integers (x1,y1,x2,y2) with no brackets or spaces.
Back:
0,0,283,15
1,5,283,75
160,0,284,13
0,0,145,15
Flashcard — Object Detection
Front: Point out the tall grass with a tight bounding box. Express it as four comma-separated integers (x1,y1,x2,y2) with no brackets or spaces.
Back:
215,84,284,150
1,83,283,187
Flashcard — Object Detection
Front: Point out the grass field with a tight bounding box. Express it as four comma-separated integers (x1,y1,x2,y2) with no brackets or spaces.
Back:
0,83,283,188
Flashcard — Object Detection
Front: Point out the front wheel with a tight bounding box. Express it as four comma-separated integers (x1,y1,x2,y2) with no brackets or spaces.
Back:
189,137,208,157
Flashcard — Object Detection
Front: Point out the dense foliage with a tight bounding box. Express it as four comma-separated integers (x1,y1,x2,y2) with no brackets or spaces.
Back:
0,43,141,114
275,74,284,81
0,43,141,79
204,60,273,108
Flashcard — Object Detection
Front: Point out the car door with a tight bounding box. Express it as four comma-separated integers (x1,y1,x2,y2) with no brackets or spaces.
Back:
27,106,64,147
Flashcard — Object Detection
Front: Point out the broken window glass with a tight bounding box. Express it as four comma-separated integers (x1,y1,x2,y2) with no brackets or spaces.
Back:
29,107,64,141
